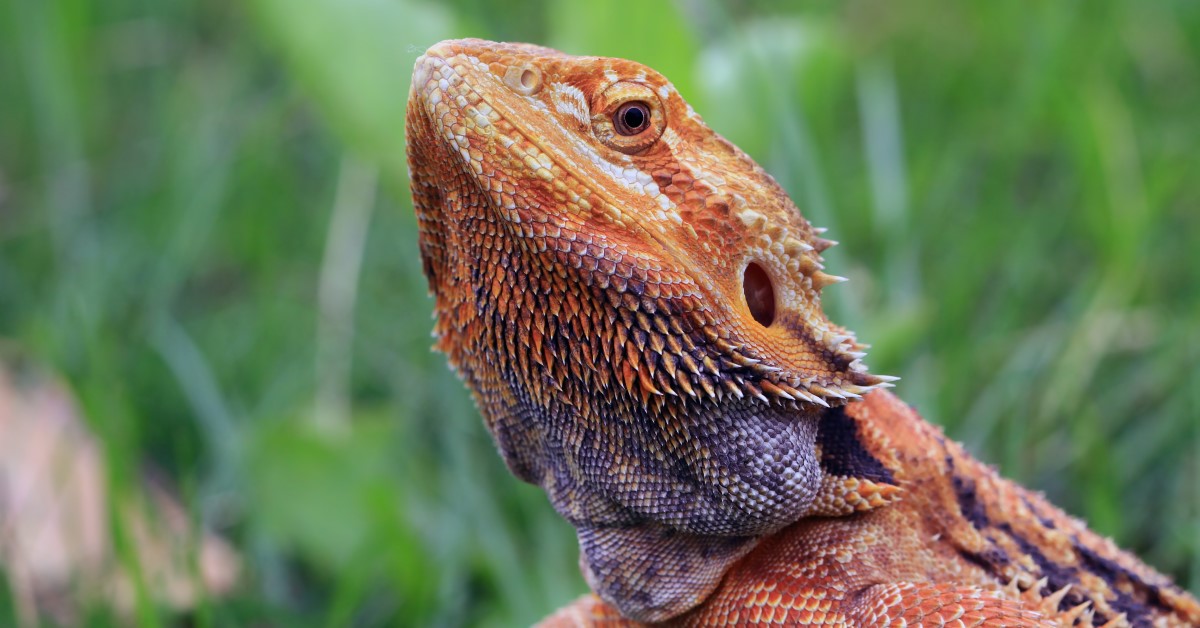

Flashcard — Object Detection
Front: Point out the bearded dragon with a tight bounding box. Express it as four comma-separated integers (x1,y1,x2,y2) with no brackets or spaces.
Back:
405,38,1200,627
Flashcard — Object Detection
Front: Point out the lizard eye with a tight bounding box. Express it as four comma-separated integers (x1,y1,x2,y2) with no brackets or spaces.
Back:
591,82,665,154
614,102,651,135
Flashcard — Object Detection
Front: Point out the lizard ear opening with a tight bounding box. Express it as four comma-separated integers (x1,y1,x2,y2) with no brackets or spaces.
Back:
743,262,776,327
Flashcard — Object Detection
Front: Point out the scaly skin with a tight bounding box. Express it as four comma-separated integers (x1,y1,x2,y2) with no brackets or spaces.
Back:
405,39,1200,627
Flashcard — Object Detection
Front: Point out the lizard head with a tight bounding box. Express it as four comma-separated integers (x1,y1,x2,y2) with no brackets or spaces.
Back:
409,38,891,403
407,39,899,620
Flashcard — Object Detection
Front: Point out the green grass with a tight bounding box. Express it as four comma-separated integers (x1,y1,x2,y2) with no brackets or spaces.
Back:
1,0,1197,625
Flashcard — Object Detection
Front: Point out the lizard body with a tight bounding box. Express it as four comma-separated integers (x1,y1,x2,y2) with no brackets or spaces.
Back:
405,39,1200,627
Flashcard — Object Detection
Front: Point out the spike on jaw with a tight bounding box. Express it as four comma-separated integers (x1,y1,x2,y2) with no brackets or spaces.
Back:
795,255,822,275
742,382,769,403
759,380,794,401
803,391,829,408
811,272,848,291
813,238,838,253
782,238,814,255
749,362,782,375
808,384,845,400
825,333,853,350
728,351,761,368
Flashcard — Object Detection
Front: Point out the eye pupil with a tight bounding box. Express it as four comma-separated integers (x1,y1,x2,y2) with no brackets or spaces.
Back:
622,106,645,129
614,102,650,135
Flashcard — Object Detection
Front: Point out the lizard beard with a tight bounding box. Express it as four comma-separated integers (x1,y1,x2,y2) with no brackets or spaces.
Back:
456,259,826,621
491,389,824,537
479,342,824,622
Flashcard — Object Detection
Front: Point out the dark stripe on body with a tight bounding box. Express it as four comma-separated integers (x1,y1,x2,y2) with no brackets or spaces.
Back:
1073,536,1164,627
817,407,895,484
946,452,991,531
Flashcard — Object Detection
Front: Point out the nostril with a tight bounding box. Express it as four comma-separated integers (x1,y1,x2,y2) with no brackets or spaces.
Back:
504,65,542,95
743,262,776,327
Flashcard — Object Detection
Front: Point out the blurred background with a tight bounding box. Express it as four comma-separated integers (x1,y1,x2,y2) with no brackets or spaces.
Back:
1,0,1198,626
